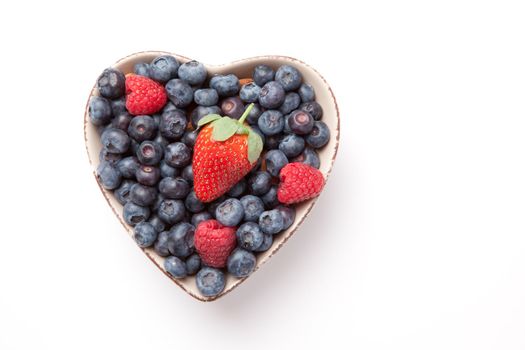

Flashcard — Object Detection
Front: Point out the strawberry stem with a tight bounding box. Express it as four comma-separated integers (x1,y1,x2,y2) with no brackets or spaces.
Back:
238,103,254,124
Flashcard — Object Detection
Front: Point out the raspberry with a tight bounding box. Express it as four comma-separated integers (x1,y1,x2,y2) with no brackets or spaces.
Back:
277,163,325,204
125,74,167,115
194,220,236,268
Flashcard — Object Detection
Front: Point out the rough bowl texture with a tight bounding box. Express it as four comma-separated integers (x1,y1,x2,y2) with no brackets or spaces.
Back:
84,51,340,301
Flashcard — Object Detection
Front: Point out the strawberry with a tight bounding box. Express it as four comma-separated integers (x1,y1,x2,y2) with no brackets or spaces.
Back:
125,74,167,115
193,103,263,202
194,220,236,268
277,162,325,204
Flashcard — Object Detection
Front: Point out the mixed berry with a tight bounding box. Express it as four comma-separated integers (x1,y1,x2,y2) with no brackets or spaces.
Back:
89,55,330,298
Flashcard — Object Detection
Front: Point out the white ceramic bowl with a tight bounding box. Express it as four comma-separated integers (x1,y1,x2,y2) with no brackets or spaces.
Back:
84,51,340,301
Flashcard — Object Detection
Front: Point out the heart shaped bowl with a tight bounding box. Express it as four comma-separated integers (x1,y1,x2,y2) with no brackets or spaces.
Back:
84,51,340,301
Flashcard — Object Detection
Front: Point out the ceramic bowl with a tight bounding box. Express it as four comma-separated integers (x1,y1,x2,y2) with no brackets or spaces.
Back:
84,51,340,301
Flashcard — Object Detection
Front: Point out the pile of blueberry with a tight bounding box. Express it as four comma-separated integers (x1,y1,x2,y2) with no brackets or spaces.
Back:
89,55,330,297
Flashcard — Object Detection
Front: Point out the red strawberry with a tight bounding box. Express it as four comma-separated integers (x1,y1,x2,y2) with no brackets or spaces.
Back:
194,220,236,268
193,104,263,202
277,162,325,204
125,74,167,115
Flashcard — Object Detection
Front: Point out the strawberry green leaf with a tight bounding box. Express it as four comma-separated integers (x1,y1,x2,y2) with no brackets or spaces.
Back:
197,114,222,128
247,130,263,163
236,125,250,135
211,117,239,141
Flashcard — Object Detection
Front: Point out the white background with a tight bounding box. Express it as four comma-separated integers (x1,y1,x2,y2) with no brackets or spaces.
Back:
1,0,524,349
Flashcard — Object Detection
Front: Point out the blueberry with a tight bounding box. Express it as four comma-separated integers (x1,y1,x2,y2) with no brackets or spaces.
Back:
293,147,320,169
89,96,112,126
246,103,262,125
149,55,179,83
178,60,207,85
165,79,193,108
110,97,127,116
148,215,166,233
114,180,134,205
117,156,140,179
190,105,221,128
185,190,205,213
136,141,163,165
298,83,315,102
101,128,130,154
257,110,284,136
276,205,295,230
191,211,213,227
249,125,266,145
182,130,199,148
207,196,225,217
288,110,314,135
157,199,186,225
221,96,244,119
129,183,157,206
136,165,160,186
215,198,244,227
185,254,201,275
279,92,301,115
264,150,288,177
196,267,225,297
275,65,302,91
239,82,261,103
264,134,282,150
227,179,246,198
306,121,330,148
159,177,190,199
96,161,122,190
123,202,150,226
134,62,151,78
164,256,187,278
259,209,284,235
279,134,305,158
167,222,195,258
133,222,157,248
259,81,285,109
210,74,240,97
159,109,187,140
99,149,121,165
299,101,323,120
255,233,273,252
240,195,265,222
261,186,278,209
181,165,193,184
111,112,133,131
154,231,171,257
164,142,191,168
227,248,256,278
252,64,274,86
128,115,156,142
247,171,272,195
194,88,218,106
236,222,264,251
160,160,179,178
97,68,125,99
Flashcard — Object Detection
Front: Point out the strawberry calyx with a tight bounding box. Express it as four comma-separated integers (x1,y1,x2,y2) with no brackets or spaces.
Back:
197,103,263,163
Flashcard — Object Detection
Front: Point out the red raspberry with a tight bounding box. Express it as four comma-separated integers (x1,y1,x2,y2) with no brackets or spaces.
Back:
194,220,236,268
125,74,167,115
277,162,325,204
